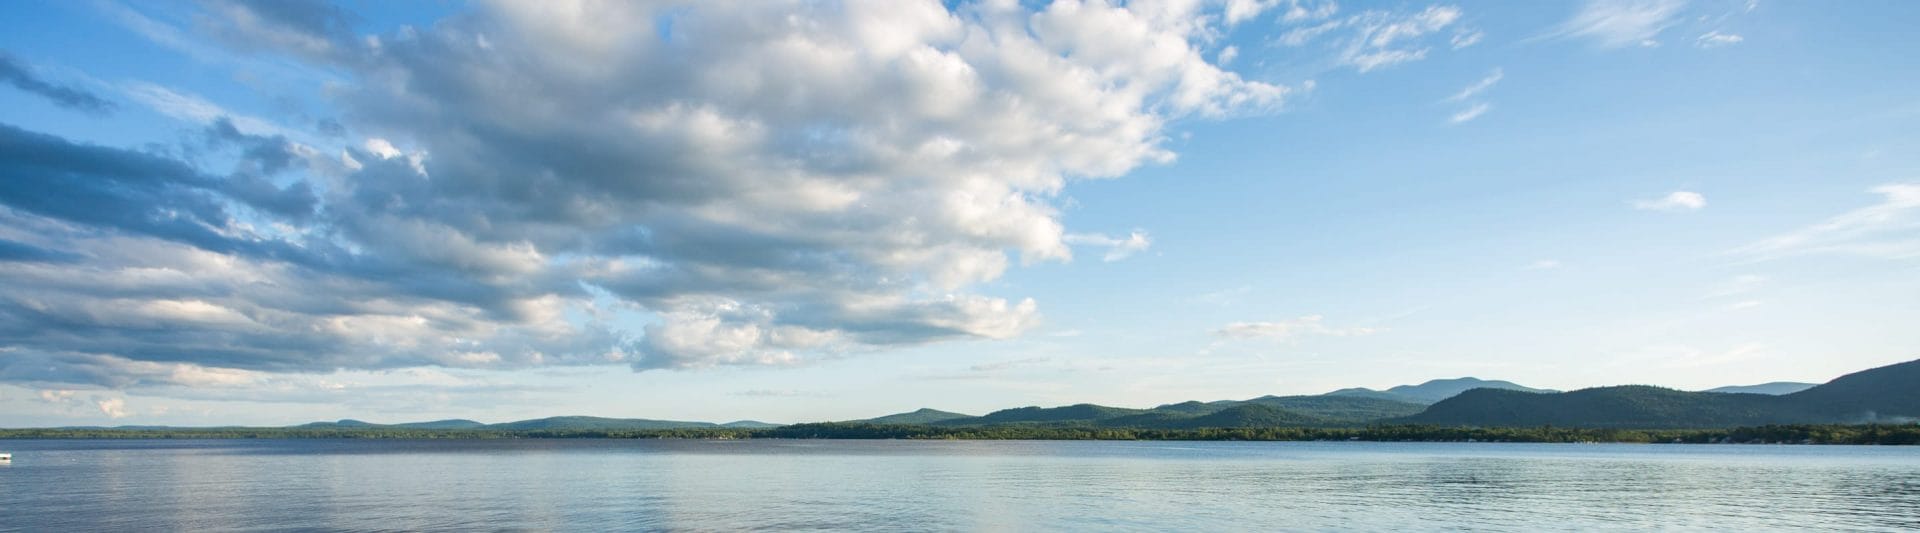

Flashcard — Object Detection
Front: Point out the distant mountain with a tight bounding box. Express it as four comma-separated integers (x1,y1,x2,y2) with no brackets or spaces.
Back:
856,408,974,425
1405,386,1807,428
1166,404,1328,428
1323,388,1418,402
293,419,483,429
720,420,784,429
1145,396,1424,423
1783,359,1920,422
1238,395,1427,422
486,416,719,431
392,419,486,429
939,404,1149,426
1150,401,1220,415
294,419,379,429
162,359,1920,433
1329,378,1556,404
1406,359,1920,428
1706,382,1818,395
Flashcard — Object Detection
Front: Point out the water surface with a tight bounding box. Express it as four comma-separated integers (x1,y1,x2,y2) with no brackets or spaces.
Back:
2,439,1916,531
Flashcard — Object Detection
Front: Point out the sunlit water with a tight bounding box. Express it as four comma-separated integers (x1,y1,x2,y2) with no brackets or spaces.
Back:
2,439,1916,531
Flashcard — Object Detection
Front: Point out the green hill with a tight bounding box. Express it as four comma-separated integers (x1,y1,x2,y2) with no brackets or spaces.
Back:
856,408,974,425
1169,404,1329,428
293,419,378,429
1150,401,1220,415
1405,359,1920,428
720,420,784,429
1329,378,1556,404
1705,382,1817,395
1783,359,1920,422
937,404,1149,426
1238,395,1426,422
392,419,486,429
1406,386,1807,428
486,416,719,431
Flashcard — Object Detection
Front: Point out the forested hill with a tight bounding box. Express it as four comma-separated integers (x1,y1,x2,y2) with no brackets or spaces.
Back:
59,358,1920,433
1406,359,1920,428
1328,378,1556,404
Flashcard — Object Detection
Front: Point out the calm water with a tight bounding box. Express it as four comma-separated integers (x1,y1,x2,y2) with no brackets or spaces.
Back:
2,439,1917,531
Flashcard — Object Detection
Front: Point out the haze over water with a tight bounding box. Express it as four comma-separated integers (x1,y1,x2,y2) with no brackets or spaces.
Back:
3,440,1916,531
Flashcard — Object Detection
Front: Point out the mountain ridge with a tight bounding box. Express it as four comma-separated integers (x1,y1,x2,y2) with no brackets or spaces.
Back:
72,359,1913,432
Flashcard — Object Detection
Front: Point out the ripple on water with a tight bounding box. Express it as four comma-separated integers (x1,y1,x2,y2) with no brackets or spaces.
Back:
0,440,1917,531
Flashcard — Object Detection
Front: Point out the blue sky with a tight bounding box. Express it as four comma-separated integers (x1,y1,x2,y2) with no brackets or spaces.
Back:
0,0,1915,426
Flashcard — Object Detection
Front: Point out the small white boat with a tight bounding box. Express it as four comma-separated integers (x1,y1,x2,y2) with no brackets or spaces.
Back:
0,452,10,462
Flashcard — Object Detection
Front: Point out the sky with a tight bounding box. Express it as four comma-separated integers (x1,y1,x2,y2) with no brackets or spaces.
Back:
0,0,1915,427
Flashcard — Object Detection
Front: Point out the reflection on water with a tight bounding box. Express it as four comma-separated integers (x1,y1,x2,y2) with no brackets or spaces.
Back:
1,439,1917,531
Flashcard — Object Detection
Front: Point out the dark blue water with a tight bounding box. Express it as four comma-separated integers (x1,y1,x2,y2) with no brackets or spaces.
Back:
2,439,1916,531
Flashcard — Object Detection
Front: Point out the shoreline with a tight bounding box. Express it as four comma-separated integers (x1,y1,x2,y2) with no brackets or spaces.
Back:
2,423,1915,445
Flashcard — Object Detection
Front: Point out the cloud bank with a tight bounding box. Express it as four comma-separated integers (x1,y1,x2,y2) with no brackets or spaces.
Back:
0,0,1291,388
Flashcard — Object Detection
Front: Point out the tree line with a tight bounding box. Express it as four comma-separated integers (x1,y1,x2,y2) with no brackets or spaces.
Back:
2,423,1916,444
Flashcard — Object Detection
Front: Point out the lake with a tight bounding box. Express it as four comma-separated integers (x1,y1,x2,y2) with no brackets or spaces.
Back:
1,439,1916,531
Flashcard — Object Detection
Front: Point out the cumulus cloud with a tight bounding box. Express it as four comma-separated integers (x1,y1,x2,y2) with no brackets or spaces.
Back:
1551,0,1686,48
0,0,1289,387
1213,315,1378,340
1733,183,1920,260
0,52,116,115
1633,190,1707,211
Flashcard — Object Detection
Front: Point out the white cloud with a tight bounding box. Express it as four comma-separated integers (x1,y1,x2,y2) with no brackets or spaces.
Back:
1633,190,1707,211
1734,183,1920,260
1449,102,1491,123
363,138,402,159
96,397,130,418
1281,0,1340,22
121,82,289,137
1346,6,1464,71
0,0,1296,383
1552,0,1687,49
1192,285,1254,306
1450,29,1485,49
1064,231,1153,262
1213,315,1378,341
1275,4,1476,72
1447,68,1504,102
1696,30,1744,48
1217,45,1239,65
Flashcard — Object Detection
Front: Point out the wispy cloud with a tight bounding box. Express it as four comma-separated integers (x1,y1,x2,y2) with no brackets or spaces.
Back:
121,82,294,138
1213,315,1378,341
0,53,117,115
732,389,830,398
969,357,1051,373
1733,183,1920,260
1450,29,1485,49
1446,68,1504,102
1276,4,1478,73
1192,285,1254,306
1633,190,1707,211
1444,68,1501,124
1449,102,1492,124
1550,0,1687,48
1696,30,1744,48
